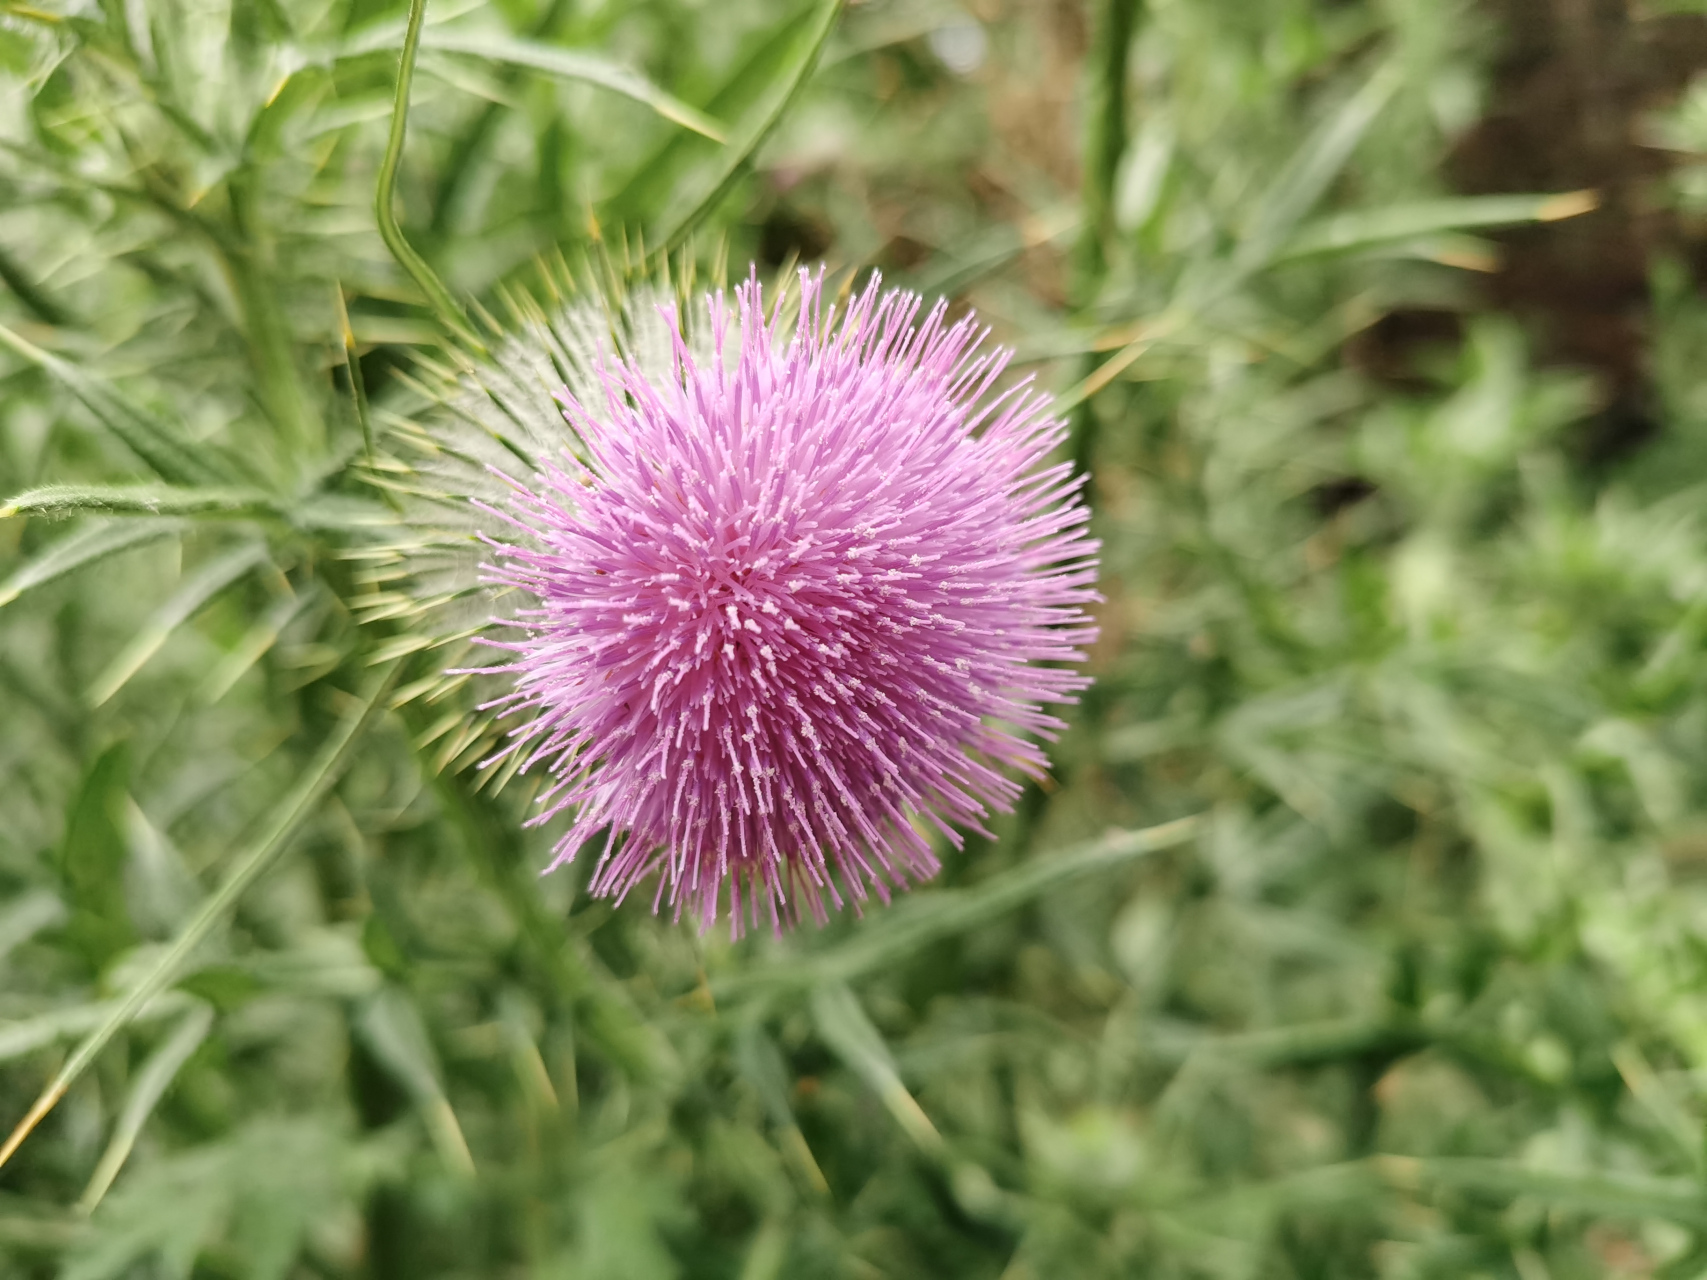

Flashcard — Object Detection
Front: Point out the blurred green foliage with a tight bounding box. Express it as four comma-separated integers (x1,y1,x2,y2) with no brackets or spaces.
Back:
5,0,1707,1276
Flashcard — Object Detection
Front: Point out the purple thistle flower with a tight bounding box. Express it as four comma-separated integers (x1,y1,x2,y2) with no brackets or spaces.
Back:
476,271,1099,935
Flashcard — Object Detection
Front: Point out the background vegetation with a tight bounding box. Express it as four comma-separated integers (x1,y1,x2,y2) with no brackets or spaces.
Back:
7,0,1707,1275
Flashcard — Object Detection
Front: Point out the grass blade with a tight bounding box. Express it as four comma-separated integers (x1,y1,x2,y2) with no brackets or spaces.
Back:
333,285,377,468
0,892,69,968
1383,1156,1707,1230
652,0,846,257
76,1003,213,1213
1234,58,1403,272
0,323,231,487
1279,190,1599,260
604,9,811,220
0,994,196,1065
420,32,724,141
1612,1041,1704,1177
811,983,1019,1227
196,588,314,705
0,660,400,1173
810,983,942,1154
0,520,182,609
715,815,1201,1000
0,243,72,327
733,1023,829,1195
87,543,270,708
355,988,475,1175
329,20,721,139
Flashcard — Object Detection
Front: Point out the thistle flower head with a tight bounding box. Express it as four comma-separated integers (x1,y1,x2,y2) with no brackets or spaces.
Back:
470,270,1098,934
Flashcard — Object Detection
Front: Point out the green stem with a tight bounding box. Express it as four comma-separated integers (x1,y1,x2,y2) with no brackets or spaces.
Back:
376,0,481,350
1073,0,1142,301
1067,0,1143,485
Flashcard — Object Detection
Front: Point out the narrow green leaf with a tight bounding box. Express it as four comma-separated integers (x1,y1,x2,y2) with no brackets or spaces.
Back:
122,798,199,938
0,520,181,609
354,988,443,1104
57,742,136,970
733,1022,829,1195
1612,1041,1705,1178
0,891,67,968
355,988,474,1174
811,983,942,1154
1279,190,1599,261
715,815,1201,1000
2,484,282,522
88,542,270,707
652,0,846,257
1235,59,1403,271
0,242,72,327
420,32,724,141
77,1003,214,1213
738,1220,790,1280
811,984,1019,1228
0,1210,83,1253
333,285,376,468
605,8,810,219
327,23,722,140
0,660,400,1173
0,322,231,487
1386,1156,1707,1230
424,0,575,238
196,588,314,705
0,993,196,1064
497,991,559,1117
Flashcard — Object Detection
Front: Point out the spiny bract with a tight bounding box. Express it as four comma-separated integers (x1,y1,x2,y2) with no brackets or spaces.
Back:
476,270,1099,935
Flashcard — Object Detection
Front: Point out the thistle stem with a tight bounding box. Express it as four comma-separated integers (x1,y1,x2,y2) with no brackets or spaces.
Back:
376,0,482,351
